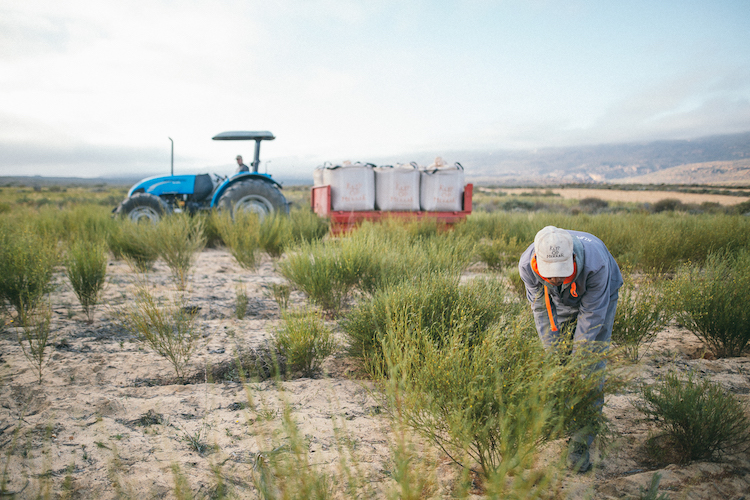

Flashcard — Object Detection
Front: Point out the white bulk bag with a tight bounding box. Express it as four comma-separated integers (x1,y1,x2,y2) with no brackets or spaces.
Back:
313,163,329,187
323,162,375,211
374,163,420,211
420,160,464,211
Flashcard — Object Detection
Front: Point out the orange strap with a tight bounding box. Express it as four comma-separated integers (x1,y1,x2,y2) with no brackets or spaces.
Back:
544,286,558,332
531,254,578,333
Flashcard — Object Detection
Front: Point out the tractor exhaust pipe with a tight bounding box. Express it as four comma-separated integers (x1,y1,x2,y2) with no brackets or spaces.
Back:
169,137,174,176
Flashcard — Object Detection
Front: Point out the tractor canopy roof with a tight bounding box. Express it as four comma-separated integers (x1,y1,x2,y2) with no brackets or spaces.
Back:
212,131,275,141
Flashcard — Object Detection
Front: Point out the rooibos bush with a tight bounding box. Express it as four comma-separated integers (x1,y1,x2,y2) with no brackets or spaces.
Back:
120,287,200,381
0,225,59,320
18,302,55,385
612,274,671,362
380,307,610,483
154,214,206,290
200,211,224,248
354,227,473,296
267,282,291,311
281,221,473,316
670,250,750,357
235,283,249,319
505,267,527,300
344,274,516,374
58,204,117,243
288,207,329,247
250,405,334,499
273,309,336,377
475,236,526,270
636,371,750,462
258,213,291,258
213,211,261,269
107,219,159,272
65,238,108,323
279,238,371,315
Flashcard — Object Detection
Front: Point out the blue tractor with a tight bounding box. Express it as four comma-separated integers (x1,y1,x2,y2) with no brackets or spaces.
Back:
114,131,289,222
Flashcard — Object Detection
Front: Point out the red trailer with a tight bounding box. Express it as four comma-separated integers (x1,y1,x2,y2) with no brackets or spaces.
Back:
311,183,473,235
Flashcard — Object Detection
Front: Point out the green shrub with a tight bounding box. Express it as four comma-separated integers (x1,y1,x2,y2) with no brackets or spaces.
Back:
733,199,750,215
65,238,108,323
578,197,609,212
200,212,224,248
312,221,474,298
279,238,372,315
107,219,160,272
455,211,502,240
475,236,526,270
250,406,334,499
273,309,337,377
267,282,291,311
154,214,206,290
235,283,249,319
344,274,517,374
635,371,750,462
120,287,200,381
58,204,116,243
0,225,59,320
669,250,750,357
18,303,55,385
611,275,671,362
213,211,261,269
502,199,537,211
651,199,683,213
25,206,63,242
258,213,291,258
458,211,750,272
505,267,527,300
400,217,440,240
381,307,610,482
620,213,750,272
288,207,329,246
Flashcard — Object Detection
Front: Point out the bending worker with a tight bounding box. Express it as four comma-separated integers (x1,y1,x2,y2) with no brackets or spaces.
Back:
518,225,623,472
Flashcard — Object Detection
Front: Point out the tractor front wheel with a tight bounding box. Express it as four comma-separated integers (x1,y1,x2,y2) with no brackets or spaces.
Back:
218,179,289,220
115,193,171,223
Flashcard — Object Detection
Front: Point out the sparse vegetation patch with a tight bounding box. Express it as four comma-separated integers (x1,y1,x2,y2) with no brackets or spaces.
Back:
636,371,750,463
670,250,750,357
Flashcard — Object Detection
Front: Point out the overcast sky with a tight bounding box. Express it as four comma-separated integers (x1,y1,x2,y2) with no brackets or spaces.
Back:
2,0,749,179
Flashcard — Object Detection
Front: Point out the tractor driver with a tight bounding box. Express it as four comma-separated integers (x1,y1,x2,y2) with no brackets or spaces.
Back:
236,155,250,173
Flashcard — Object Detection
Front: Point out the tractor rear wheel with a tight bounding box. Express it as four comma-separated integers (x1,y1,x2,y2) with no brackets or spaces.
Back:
218,179,289,220
115,193,171,223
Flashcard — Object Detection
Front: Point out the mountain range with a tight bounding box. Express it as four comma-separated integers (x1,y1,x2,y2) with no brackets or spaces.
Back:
436,131,750,186
2,132,749,187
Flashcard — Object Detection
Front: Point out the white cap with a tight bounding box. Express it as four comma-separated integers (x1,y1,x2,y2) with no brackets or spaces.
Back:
534,226,574,278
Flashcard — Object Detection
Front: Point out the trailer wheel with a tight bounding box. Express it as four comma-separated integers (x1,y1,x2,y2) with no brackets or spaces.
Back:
115,193,171,223
218,179,289,220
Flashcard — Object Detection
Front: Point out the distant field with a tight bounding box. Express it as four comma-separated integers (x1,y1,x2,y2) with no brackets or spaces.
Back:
496,187,750,206
617,159,750,186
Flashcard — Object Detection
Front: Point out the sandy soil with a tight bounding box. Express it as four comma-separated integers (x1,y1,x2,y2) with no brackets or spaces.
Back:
1,249,749,499
495,188,750,206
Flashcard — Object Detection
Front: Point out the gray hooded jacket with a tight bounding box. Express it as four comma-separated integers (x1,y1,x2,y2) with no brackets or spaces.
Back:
518,230,623,347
